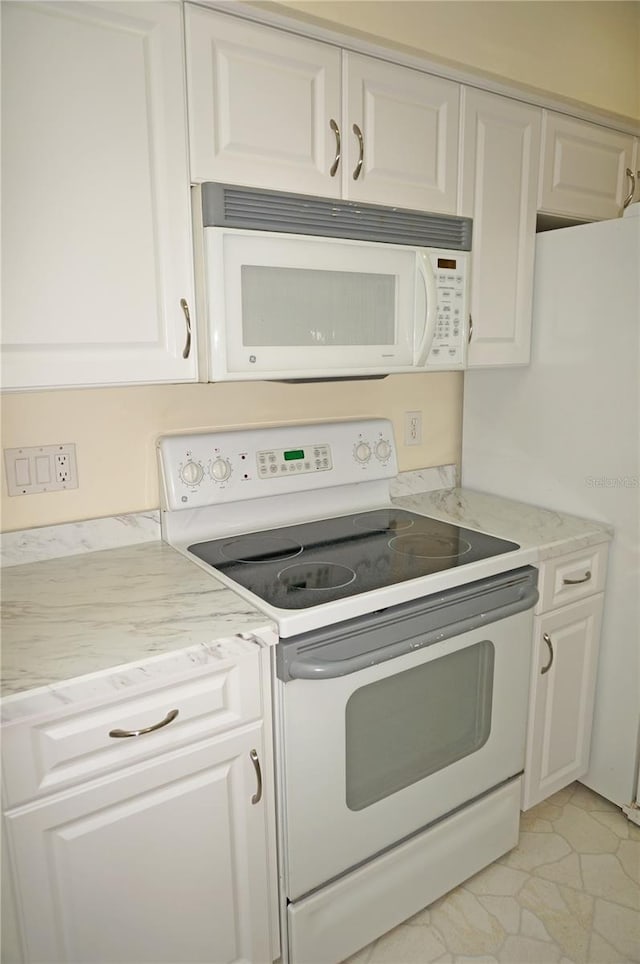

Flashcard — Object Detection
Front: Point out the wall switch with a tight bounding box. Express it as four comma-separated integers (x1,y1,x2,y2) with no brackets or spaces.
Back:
404,411,423,446
4,443,78,496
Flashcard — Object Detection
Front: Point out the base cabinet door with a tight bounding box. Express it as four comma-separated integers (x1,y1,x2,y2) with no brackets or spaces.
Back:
4,725,276,964
522,594,604,810
459,88,541,367
1,1,197,390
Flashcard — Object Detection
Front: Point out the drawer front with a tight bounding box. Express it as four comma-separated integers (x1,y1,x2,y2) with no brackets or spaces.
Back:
536,542,609,613
2,651,263,808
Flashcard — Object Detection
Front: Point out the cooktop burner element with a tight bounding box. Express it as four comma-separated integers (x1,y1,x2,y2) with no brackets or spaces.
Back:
187,508,519,611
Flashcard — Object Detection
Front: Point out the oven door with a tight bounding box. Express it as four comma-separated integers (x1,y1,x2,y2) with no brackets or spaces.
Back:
276,572,537,900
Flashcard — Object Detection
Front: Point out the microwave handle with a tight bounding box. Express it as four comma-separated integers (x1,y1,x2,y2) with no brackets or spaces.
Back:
414,251,438,366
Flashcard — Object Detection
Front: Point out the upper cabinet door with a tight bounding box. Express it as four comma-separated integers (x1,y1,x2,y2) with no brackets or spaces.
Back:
186,5,342,196
344,53,459,213
539,111,636,220
460,88,541,367
1,1,197,390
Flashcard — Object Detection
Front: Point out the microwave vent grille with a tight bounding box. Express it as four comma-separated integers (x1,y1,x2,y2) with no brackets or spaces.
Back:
201,183,472,250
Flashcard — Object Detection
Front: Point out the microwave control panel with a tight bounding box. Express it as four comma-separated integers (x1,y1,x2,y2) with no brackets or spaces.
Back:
426,252,469,369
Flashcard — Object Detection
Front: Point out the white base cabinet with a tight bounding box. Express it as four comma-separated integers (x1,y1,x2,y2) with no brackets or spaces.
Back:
2,653,279,964
1,1,197,390
522,544,608,810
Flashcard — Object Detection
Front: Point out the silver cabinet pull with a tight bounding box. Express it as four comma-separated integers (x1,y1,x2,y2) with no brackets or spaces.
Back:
352,123,364,180
541,633,554,675
329,119,341,177
109,708,179,739
250,748,262,804
562,570,591,586
468,314,473,344
180,298,192,359
623,168,636,209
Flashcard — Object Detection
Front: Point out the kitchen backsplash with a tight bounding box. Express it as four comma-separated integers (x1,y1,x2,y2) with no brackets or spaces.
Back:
1,466,457,567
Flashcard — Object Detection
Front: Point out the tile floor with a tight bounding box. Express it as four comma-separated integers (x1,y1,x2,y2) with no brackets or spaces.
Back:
345,783,640,964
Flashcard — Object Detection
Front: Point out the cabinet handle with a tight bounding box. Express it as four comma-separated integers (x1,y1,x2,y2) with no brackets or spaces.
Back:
541,633,554,675
562,570,591,585
250,749,263,804
180,298,192,359
109,708,179,739
623,168,635,209
468,314,473,344
352,123,364,180
329,119,341,177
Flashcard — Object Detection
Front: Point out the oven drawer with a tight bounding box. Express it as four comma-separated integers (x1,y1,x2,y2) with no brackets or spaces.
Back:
536,542,608,613
2,654,263,808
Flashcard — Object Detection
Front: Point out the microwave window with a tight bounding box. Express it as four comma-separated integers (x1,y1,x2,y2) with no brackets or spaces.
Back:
240,266,396,346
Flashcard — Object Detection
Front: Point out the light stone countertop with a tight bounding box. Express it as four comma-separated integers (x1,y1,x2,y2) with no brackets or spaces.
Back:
1,486,612,722
395,487,613,560
1,541,276,720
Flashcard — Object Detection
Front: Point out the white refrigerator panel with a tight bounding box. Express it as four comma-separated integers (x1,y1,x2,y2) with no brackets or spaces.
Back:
462,210,640,810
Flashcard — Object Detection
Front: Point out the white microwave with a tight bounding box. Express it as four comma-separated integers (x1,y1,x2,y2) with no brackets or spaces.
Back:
198,184,472,382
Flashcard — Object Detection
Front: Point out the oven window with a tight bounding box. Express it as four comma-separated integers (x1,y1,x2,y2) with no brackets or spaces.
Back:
345,641,494,811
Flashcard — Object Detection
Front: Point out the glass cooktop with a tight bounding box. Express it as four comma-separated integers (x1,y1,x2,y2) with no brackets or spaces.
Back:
188,508,519,611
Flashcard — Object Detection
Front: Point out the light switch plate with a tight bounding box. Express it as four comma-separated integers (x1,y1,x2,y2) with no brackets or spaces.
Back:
4,443,78,495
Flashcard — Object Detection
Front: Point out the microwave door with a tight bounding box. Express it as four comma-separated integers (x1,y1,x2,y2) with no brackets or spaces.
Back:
414,251,438,366
205,230,419,380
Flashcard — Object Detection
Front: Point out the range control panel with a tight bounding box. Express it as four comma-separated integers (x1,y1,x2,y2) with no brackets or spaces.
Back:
158,419,397,510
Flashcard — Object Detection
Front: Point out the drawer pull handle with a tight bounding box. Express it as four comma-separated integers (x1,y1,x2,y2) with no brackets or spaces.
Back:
250,748,262,804
109,708,179,739
562,570,591,586
541,633,554,675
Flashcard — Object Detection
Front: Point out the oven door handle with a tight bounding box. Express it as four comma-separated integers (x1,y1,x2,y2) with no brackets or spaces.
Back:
286,588,539,680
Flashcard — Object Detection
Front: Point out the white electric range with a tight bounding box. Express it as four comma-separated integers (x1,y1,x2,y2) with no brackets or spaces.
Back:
158,419,539,964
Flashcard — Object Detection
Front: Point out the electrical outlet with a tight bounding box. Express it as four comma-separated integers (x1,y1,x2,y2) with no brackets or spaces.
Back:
4,443,78,495
404,411,423,446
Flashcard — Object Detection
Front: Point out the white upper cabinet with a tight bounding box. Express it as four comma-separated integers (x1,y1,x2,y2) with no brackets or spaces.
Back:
539,111,637,220
185,5,342,197
185,6,459,213
1,2,197,390
460,88,541,367
344,53,459,212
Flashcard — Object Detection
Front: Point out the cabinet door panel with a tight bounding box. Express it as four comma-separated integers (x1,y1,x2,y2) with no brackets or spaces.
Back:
539,112,636,220
522,595,604,810
186,5,341,195
460,88,541,367
1,1,196,389
345,53,459,212
5,726,275,964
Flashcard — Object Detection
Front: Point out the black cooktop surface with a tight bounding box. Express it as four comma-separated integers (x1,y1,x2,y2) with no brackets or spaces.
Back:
188,508,519,610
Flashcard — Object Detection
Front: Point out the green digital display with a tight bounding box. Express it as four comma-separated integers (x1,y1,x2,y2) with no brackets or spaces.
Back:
284,449,305,461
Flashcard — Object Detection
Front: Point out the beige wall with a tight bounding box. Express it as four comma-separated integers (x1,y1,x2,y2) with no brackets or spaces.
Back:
269,0,640,121
0,374,461,532
4,0,638,533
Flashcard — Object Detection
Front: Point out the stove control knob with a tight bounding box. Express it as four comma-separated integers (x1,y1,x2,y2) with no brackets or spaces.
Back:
375,439,392,462
210,457,232,483
354,442,372,463
180,461,204,486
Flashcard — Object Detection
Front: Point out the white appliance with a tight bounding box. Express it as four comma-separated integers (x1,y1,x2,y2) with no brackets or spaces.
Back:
158,419,539,963
196,183,471,381
462,204,640,821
